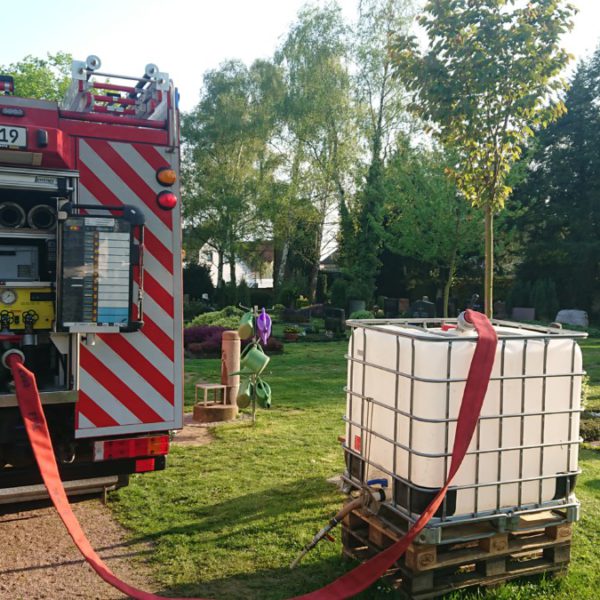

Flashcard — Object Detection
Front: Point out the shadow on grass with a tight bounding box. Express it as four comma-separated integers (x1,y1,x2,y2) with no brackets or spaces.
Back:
113,477,361,599
115,476,581,600
583,478,600,491
152,556,354,600
581,446,600,461
151,557,569,600
124,476,344,546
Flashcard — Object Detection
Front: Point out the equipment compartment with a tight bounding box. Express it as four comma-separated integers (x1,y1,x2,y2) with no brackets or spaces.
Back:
0,167,75,396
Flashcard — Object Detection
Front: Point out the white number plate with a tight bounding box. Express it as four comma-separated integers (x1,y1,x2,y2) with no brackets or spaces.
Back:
0,125,27,149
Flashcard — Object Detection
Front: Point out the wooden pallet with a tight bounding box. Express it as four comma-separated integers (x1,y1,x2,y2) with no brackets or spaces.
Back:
342,507,571,599
347,499,577,546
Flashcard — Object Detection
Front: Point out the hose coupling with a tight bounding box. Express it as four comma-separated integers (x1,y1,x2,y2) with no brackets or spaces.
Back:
1,348,25,369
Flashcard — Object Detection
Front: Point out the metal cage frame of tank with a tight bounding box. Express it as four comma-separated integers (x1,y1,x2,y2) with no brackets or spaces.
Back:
342,318,587,544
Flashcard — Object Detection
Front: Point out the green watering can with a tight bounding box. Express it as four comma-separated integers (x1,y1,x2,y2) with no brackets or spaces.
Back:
255,377,272,409
238,312,254,340
236,377,271,409
236,379,253,409
231,343,270,376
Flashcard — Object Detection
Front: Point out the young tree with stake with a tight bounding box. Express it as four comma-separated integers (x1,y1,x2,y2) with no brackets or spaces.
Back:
391,0,576,316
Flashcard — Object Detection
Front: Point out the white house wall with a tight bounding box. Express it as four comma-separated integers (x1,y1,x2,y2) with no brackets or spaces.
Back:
198,246,273,289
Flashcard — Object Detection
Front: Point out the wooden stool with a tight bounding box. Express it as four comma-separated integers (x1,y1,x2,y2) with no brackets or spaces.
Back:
195,383,228,406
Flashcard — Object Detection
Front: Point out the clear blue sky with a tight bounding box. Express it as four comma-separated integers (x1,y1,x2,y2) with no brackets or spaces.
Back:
2,0,598,112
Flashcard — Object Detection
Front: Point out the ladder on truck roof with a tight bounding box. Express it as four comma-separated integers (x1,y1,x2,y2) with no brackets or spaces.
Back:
61,55,172,127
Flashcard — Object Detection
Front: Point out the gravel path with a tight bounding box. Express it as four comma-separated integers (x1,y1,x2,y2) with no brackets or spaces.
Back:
0,499,159,600
0,416,218,599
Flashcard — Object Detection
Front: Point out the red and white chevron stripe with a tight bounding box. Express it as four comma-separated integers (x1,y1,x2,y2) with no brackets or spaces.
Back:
74,139,183,438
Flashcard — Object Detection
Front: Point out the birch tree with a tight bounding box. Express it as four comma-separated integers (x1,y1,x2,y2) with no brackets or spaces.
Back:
277,4,356,301
340,0,415,302
182,60,281,287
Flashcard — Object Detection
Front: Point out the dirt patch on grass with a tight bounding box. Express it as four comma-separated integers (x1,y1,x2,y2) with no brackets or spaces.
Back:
171,413,216,447
0,498,158,599
172,412,254,447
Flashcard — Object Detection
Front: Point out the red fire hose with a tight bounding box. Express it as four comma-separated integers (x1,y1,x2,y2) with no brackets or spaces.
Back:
6,309,497,599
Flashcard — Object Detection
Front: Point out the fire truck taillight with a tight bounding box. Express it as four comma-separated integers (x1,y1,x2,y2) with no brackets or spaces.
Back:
156,190,177,210
156,167,177,186
93,435,170,462
135,458,156,473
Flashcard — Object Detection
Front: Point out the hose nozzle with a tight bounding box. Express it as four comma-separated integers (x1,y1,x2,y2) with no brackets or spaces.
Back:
290,495,364,569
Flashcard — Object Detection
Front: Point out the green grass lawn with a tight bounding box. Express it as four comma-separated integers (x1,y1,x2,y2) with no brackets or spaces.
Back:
581,338,600,411
111,340,600,599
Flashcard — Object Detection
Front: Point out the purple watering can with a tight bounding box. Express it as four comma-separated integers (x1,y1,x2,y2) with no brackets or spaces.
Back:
256,308,272,346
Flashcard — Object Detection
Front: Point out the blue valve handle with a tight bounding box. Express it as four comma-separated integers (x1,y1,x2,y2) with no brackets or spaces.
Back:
367,478,388,488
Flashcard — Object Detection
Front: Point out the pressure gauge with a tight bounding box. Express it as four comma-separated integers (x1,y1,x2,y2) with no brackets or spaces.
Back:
0,288,17,305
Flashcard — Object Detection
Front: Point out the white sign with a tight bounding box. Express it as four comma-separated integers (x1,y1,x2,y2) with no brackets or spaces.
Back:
0,125,27,149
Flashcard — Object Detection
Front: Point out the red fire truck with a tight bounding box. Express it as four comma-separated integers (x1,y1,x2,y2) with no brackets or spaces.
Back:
0,56,182,503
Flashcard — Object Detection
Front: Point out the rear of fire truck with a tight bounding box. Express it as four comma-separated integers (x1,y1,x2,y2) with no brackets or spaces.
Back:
0,56,183,503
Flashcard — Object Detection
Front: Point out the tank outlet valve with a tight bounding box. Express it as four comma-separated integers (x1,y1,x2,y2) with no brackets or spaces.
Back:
365,478,392,506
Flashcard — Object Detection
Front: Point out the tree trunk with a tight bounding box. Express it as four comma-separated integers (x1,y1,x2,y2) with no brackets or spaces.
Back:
277,240,289,289
309,226,324,303
484,205,494,318
443,254,457,319
217,250,224,287
228,250,237,287
308,262,319,304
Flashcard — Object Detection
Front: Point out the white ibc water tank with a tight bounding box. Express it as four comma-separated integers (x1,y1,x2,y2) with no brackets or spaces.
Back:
344,319,585,520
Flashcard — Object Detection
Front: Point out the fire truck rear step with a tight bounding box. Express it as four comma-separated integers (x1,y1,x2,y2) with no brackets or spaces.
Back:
0,390,78,408
0,475,122,504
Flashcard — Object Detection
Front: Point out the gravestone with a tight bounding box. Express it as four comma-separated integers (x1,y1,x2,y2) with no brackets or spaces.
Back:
384,297,399,318
409,296,436,318
494,301,508,319
555,309,588,328
398,298,410,314
512,307,536,321
325,306,346,334
348,299,366,315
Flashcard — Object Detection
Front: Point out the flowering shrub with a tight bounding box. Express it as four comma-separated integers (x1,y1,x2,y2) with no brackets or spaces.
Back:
184,324,284,357
184,325,227,347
